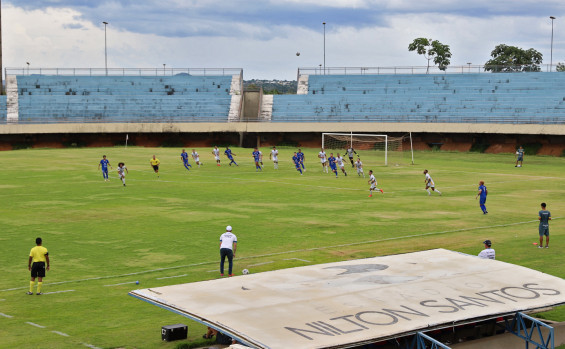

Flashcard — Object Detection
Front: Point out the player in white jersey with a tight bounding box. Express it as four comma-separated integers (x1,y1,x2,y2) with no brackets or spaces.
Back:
258,150,264,168
117,162,128,186
336,153,347,176
423,169,442,196
219,225,237,277
318,148,328,173
368,170,383,197
270,146,279,169
345,147,357,167
191,149,201,167
355,159,365,178
212,146,221,166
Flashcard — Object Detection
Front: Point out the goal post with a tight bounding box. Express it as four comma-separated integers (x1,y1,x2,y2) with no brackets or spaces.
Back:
322,132,407,166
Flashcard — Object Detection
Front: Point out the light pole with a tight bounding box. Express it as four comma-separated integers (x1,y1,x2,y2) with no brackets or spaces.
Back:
550,16,556,72
103,21,108,75
467,62,471,73
319,64,322,75
26,62,30,75
163,64,166,75
322,22,326,75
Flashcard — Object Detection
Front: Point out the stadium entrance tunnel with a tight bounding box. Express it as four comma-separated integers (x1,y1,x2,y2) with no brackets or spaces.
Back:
129,249,565,349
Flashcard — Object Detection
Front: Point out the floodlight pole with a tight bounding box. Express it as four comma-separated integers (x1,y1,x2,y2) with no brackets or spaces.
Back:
103,21,108,76
323,22,326,75
550,16,556,72
0,0,3,95
26,62,30,75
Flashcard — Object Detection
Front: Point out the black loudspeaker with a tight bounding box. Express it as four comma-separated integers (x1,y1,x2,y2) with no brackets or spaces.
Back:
161,323,188,341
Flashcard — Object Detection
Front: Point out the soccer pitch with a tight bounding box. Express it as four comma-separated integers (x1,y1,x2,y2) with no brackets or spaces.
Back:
0,146,564,349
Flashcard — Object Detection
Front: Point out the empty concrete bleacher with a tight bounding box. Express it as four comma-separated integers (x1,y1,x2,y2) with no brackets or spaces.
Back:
271,73,565,124
14,75,235,123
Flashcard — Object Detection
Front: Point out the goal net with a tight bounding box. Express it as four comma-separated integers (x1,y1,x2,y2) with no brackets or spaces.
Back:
321,133,406,166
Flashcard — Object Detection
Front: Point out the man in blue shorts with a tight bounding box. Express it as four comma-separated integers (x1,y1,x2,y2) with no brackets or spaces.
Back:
476,180,488,214
224,147,238,166
180,149,192,171
252,147,262,172
297,148,305,171
328,153,338,178
515,146,524,167
538,202,551,248
98,155,112,181
292,152,303,175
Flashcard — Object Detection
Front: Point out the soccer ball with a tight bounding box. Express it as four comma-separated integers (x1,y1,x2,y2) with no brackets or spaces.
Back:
242,269,249,275
517,165,522,167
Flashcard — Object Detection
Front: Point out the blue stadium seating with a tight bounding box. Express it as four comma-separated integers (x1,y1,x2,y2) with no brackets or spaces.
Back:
14,75,234,123
0,96,6,120
272,73,565,124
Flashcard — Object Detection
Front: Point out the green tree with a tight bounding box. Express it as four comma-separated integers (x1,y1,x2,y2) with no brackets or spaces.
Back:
484,44,543,72
557,63,565,72
408,38,452,73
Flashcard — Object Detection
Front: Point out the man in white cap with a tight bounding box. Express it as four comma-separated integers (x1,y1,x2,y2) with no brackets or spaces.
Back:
478,240,495,260
219,226,237,277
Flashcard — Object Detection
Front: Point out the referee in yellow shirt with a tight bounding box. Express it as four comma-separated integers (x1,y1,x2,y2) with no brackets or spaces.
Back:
150,155,160,178
28,237,50,295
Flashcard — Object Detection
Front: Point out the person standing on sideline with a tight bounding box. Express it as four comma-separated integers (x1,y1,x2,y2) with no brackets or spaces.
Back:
28,237,50,295
212,146,221,166
98,155,112,181
539,202,551,248
476,180,488,214
478,240,495,259
150,155,160,178
423,170,441,196
191,149,202,168
117,162,128,186
368,170,383,197
318,148,328,173
219,226,237,277
515,146,524,167
297,148,305,171
180,149,192,171
270,146,279,169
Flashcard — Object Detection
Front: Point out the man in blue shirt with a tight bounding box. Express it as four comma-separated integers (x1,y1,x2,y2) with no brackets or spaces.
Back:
328,153,338,178
292,152,303,175
475,180,488,214
297,148,305,171
538,202,551,248
252,148,262,172
98,155,112,181
224,147,238,166
180,149,191,171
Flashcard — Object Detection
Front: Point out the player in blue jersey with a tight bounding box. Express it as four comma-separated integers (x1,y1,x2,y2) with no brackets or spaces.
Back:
297,148,305,171
292,152,303,175
252,148,262,171
98,155,112,181
476,180,488,214
180,149,192,171
328,153,338,178
224,147,238,166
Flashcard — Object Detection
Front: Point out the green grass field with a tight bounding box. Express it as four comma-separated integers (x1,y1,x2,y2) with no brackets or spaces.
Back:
0,146,564,349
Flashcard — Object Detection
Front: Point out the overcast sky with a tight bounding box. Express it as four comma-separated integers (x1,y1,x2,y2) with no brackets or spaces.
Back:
3,0,564,80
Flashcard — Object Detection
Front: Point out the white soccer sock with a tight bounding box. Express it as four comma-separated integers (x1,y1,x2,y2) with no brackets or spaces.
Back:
426,189,431,195
122,177,126,185
436,190,441,195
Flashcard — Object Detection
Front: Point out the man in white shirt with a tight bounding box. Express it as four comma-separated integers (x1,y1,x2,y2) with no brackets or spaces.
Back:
219,226,237,277
355,159,364,178
368,170,383,197
423,169,442,196
478,240,495,260
270,146,279,169
336,153,347,176
191,149,201,167
318,148,328,173
212,146,221,166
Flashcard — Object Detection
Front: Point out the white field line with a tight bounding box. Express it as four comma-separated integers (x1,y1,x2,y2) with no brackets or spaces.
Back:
1,217,561,293
0,312,13,318
0,299,5,301
42,290,75,295
156,274,187,280
82,343,102,349
103,281,137,287
26,321,46,328
248,261,274,267
206,270,218,273
284,258,312,263
51,330,70,337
